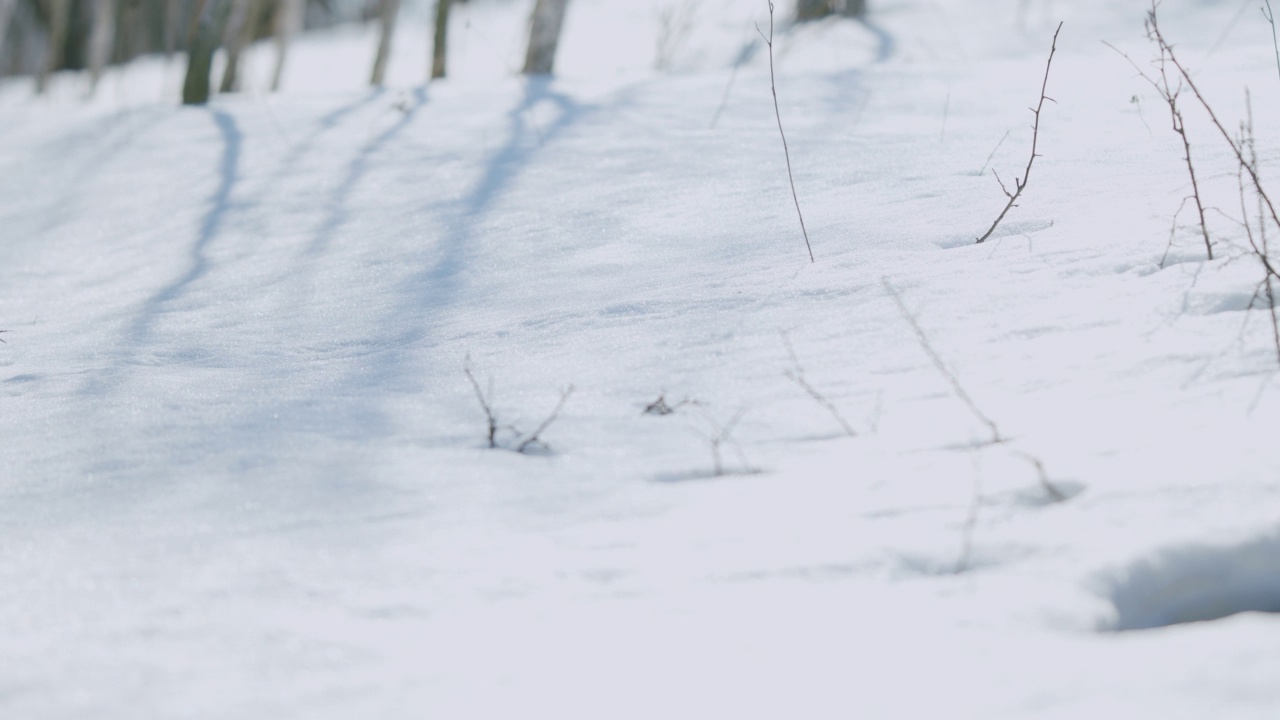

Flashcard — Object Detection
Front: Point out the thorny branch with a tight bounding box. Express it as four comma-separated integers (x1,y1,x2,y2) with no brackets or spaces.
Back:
976,21,1062,244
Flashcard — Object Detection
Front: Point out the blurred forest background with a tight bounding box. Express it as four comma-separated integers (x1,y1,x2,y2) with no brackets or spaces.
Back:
0,0,867,101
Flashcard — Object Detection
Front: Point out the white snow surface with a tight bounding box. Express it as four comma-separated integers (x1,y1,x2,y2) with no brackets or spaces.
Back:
3,0,1280,716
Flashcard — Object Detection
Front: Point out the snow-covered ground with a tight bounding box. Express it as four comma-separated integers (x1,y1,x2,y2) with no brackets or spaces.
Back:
2,0,1280,716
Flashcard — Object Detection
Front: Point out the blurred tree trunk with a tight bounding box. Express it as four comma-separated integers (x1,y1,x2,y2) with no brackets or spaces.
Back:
0,0,16,63
370,0,399,86
219,0,258,92
797,0,865,20
164,0,181,57
36,0,70,93
430,0,450,80
795,0,827,20
522,0,566,75
87,0,115,93
183,0,231,104
270,0,302,90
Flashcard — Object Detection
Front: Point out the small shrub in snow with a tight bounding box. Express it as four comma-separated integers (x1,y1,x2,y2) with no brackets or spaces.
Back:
642,393,700,416
1144,4,1280,365
463,357,574,454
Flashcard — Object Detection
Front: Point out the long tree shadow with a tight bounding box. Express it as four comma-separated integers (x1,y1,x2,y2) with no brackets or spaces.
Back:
263,89,388,196
306,87,428,258
247,79,593,445
123,110,242,349
385,78,585,351
856,16,896,65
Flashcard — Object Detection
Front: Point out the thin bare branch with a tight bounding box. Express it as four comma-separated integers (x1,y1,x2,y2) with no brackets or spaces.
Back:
1106,36,1213,260
977,130,1011,176
463,357,499,448
780,331,857,436
516,385,575,453
883,279,1002,445
1265,0,1280,87
761,0,815,262
692,406,752,476
1010,450,1068,502
1149,9,1280,265
1238,100,1280,364
955,462,982,574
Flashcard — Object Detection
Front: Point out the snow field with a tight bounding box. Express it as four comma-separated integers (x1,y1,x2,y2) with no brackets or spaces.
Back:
1,0,1280,717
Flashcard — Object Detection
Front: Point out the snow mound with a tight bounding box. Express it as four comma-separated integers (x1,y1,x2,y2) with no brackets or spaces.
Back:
1106,532,1280,631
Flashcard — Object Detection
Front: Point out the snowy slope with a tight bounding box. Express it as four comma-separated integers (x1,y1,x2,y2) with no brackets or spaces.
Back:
2,0,1280,717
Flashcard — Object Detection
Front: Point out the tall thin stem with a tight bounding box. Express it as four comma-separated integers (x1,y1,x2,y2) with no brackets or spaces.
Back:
758,1,814,263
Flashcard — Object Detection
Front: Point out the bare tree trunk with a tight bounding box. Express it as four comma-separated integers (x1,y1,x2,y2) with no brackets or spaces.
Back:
370,0,400,86
0,0,17,64
522,0,567,75
430,0,450,80
36,0,70,94
183,0,231,104
219,0,258,92
87,0,116,94
270,0,302,90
